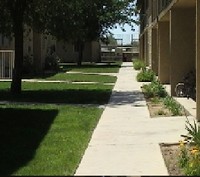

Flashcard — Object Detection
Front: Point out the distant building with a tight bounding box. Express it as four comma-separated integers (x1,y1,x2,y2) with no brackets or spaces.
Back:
56,40,100,63
101,43,139,61
0,27,101,78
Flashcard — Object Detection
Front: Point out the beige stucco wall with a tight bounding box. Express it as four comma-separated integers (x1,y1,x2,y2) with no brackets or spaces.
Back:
151,27,158,75
91,41,100,62
144,32,148,66
33,32,42,72
158,21,170,84
41,35,56,63
82,42,91,62
196,0,200,121
139,0,199,120
23,26,33,57
56,40,100,63
32,32,56,73
0,35,14,50
0,27,57,74
139,34,144,61
170,8,196,96
56,41,78,62
0,26,34,55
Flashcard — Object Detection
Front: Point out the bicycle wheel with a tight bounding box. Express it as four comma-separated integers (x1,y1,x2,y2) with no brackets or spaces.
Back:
175,83,186,97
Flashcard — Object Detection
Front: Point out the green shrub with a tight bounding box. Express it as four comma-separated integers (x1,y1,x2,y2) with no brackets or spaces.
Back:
142,84,154,98
163,96,182,116
178,141,189,169
185,119,200,147
178,119,200,175
151,97,161,104
133,59,145,70
136,69,156,82
150,80,167,98
142,80,167,98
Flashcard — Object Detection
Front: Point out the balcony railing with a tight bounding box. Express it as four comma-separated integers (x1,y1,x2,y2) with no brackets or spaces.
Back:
0,50,15,79
139,0,173,32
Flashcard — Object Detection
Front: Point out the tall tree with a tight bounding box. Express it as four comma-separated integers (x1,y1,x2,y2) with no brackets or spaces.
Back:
0,0,57,94
0,0,44,94
0,0,137,94
0,0,28,94
46,0,137,66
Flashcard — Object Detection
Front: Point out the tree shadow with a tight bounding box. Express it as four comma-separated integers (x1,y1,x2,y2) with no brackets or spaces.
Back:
108,91,146,107
0,89,112,105
23,62,121,79
23,72,57,79
58,63,121,73
0,108,58,175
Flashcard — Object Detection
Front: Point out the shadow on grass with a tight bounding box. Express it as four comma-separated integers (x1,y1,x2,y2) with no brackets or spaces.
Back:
0,89,112,105
23,62,121,79
62,63,121,72
0,108,58,175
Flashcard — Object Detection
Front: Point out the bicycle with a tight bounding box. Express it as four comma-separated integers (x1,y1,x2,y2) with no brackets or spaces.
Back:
175,70,196,100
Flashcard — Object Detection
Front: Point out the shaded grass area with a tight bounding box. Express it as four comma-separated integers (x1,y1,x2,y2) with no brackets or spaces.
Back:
0,62,118,175
0,104,103,175
59,62,121,73
23,62,121,81
20,62,119,96
0,82,113,104
35,73,117,83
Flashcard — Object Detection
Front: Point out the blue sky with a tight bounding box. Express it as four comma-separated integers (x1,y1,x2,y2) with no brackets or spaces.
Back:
110,23,139,34
109,23,140,44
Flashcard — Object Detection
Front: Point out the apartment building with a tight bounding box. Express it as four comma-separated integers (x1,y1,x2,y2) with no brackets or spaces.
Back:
56,40,100,63
137,0,200,120
0,27,100,78
0,27,57,76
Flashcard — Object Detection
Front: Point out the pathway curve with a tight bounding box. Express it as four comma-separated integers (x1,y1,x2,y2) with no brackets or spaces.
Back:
75,62,195,176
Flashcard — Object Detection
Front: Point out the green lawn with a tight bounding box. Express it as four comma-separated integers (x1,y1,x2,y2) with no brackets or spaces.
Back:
0,62,120,175
0,82,113,104
59,61,121,73
0,104,103,175
36,73,117,83
24,62,121,83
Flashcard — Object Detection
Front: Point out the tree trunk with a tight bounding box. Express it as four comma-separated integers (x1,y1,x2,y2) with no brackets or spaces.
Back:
11,15,24,94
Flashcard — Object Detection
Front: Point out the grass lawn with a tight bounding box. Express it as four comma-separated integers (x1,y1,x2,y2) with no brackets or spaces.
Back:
0,62,120,175
0,82,113,104
59,61,121,73
0,104,103,175
35,73,117,83
23,62,121,83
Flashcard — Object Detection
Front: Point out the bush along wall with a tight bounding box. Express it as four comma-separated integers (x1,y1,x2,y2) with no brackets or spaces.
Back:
136,68,156,82
133,59,145,70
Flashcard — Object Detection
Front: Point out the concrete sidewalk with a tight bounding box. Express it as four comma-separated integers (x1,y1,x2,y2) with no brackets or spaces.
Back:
75,62,195,176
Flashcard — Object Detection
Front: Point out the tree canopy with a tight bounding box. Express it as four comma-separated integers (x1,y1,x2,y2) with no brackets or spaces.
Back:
0,0,137,40
0,0,137,93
